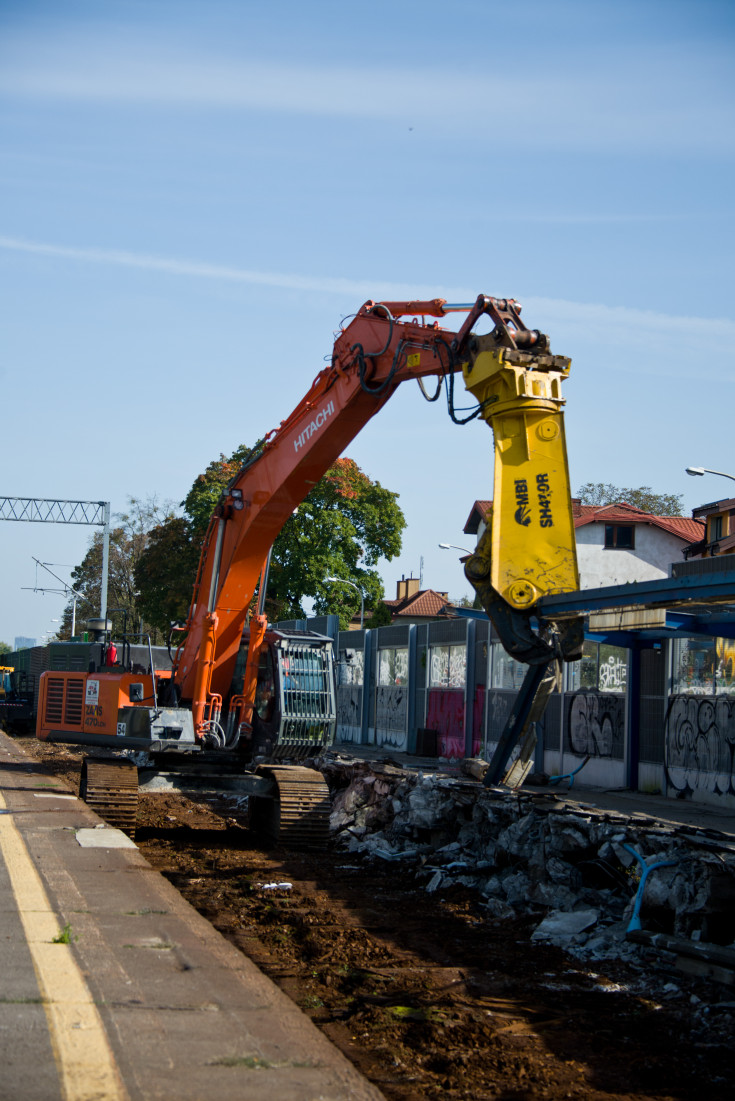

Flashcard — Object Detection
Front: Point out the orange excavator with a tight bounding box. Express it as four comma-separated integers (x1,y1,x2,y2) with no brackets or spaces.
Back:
36,294,581,840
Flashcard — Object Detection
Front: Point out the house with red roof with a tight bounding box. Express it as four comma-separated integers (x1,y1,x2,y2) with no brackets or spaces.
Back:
345,577,455,628
381,577,454,624
463,499,704,587
572,501,704,586
684,495,735,559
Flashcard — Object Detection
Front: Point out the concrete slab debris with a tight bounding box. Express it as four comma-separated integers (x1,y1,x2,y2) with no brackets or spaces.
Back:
76,826,137,849
531,909,599,945
319,752,735,972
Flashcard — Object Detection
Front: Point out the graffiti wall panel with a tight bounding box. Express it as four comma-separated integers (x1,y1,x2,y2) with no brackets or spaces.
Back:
486,690,514,748
473,686,484,756
375,686,407,751
426,688,484,757
427,690,463,757
665,696,735,797
565,692,625,759
336,685,362,742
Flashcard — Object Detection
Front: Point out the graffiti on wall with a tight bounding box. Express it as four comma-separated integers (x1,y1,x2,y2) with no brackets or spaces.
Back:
599,654,627,692
429,645,467,689
664,696,735,797
567,692,625,759
487,692,513,743
426,688,484,758
375,686,407,751
336,685,362,742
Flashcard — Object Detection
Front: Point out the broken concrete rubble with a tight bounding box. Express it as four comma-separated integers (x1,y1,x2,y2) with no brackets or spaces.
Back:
318,753,735,975
531,908,600,946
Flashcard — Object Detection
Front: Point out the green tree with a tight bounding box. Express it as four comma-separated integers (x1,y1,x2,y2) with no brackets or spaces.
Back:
366,602,393,629
577,482,683,516
60,497,175,643
451,594,483,609
182,443,260,537
136,449,405,633
0,641,12,658
134,516,201,632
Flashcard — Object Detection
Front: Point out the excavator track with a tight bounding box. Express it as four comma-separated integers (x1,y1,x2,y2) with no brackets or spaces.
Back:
250,765,331,849
79,757,139,838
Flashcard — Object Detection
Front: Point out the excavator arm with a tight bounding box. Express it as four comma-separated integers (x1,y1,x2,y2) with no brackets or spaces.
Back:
173,295,582,741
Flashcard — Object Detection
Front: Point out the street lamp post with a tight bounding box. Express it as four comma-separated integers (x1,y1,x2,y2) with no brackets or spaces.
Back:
686,466,735,484
325,576,364,628
438,542,474,555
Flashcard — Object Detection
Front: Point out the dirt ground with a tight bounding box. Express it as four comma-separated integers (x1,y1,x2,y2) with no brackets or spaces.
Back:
13,737,735,1101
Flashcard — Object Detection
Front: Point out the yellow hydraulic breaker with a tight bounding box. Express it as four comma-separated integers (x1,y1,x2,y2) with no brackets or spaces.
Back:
462,333,579,609
451,297,582,664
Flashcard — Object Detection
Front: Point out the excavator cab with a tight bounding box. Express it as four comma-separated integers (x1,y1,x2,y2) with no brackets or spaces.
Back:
229,629,337,758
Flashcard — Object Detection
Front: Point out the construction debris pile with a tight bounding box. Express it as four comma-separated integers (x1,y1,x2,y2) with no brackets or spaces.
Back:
318,755,735,974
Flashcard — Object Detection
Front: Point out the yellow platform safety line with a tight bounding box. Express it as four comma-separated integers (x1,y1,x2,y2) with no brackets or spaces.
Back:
0,792,127,1101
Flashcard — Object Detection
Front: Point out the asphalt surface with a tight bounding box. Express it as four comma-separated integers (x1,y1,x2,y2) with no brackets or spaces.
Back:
0,731,385,1101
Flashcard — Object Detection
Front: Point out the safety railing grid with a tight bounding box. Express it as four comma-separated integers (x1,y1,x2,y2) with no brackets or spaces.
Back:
278,643,337,745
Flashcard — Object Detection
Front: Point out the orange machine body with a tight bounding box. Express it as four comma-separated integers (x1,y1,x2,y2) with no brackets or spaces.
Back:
36,669,168,741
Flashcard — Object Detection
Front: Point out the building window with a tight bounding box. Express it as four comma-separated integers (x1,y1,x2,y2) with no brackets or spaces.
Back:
566,642,628,693
429,644,466,688
338,648,364,686
604,524,634,549
491,642,527,690
378,648,408,686
673,636,735,696
710,515,723,542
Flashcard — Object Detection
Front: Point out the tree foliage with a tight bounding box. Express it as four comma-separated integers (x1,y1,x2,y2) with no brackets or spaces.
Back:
59,497,175,643
0,641,11,657
366,602,393,629
135,448,406,633
451,593,483,609
182,443,259,537
576,482,683,516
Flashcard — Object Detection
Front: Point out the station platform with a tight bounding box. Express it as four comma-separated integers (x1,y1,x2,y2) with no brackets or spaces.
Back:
0,731,384,1101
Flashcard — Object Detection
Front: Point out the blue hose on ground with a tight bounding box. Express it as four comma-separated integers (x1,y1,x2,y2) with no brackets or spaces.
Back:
549,755,590,790
623,844,679,934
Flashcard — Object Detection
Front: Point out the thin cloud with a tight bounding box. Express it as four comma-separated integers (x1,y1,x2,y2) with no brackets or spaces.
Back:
0,235,387,298
504,213,689,225
0,29,732,156
1,235,733,348
526,294,735,342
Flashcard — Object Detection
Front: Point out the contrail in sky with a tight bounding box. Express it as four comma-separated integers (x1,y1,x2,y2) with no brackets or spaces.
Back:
0,234,376,297
1,234,733,343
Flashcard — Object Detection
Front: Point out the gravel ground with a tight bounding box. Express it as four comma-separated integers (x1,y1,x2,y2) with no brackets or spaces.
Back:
14,736,735,1101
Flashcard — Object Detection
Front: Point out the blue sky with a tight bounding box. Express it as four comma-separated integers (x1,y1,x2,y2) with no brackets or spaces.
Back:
1,0,733,644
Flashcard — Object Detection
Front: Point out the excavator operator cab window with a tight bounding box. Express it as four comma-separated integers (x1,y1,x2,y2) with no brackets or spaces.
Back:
231,637,276,722
254,648,275,722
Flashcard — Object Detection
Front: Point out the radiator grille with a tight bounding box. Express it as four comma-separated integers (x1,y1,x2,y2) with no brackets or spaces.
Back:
44,678,65,724
63,679,84,726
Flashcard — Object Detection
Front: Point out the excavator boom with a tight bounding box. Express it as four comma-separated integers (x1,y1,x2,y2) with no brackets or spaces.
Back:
175,294,582,738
